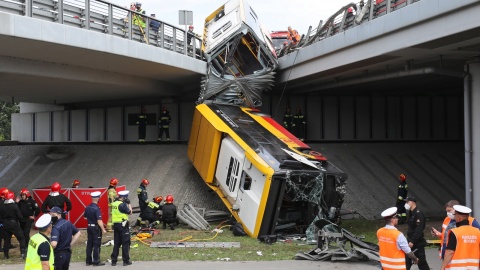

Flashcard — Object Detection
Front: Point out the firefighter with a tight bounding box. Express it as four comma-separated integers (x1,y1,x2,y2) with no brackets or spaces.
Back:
377,207,418,270
292,107,306,140
142,196,163,229
71,179,80,188
136,106,148,143
441,205,480,270
404,196,430,270
41,182,72,219
25,214,54,270
17,188,40,251
157,107,172,141
107,178,119,232
0,187,8,252
396,173,408,224
110,191,133,266
282,107,293,132
136,179,149,227
0,191,26,259
132,2,146,29
162,194,179,230
287,26,300,45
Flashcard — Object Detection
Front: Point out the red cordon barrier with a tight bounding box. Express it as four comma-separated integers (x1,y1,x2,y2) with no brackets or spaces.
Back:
32,185,126,229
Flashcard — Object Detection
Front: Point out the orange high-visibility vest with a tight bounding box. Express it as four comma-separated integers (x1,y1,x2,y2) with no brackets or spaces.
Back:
440,216,475,258
445,225,480,269
377,227,406,270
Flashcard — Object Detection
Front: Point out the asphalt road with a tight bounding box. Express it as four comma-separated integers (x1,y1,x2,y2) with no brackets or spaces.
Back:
1,248,442,270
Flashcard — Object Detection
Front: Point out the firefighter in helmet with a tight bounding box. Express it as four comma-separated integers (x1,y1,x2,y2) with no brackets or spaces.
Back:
136,106,148,143
17,188,40,250
72,179,80,188
161,194,179,230
107,178,119,231
136,179,149,227
142,196,163,228
41,182,72,219
157,107,172,141
396,173,408,224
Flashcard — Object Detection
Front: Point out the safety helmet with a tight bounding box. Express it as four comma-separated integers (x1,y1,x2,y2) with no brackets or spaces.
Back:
154,196,163,203
0,187,9,198
135,2,141,8
110,178,119,186
72,179,80,186
399,174,407,182
165,194,173,203
141,179,150,186
5,191,15,200
51,182,61,192
20,188,30,197
189,25,194,29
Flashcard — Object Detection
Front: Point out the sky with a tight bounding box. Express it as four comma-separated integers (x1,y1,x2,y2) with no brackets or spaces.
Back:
113,0,355,35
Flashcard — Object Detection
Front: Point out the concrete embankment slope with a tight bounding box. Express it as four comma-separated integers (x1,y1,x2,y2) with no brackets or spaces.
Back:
0,142,464,220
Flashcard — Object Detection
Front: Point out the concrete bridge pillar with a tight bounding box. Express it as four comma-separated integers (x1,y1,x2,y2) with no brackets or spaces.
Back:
468,62,480,217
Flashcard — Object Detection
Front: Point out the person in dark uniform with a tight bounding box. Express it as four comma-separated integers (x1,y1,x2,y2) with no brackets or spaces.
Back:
135,179,149,227
25,214,54,270
142,196,163,228
41,182,72,220
0,191,26,259
110,191,133,266
50,206,81,270
157,107,172,141
282,107,293,132
396,173,408,224
404,196,430,270
0,187,8,253
136,106,148,143
84,191,107,266
71,179,80,188
162,195,179,230
17,188,40,251
292,107,306,141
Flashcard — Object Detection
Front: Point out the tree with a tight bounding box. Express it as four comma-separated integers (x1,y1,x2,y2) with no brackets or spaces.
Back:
0,102,20,141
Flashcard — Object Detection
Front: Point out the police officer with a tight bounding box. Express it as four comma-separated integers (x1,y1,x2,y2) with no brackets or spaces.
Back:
142,196,163,228
282,107,293,132
136,106,148,143
157,107,172,141
404,196,430,270
110,190,133,266
71,179,80,188
0,191,26,259
162,195,179,230
396,173,408,224
441,205,480,270
42,182,72,219
292,107,306,141
377,207,418,269
17,188,40,250
50,206,81,270
136,179,149,227
107,178,119,232
84,191,107,266
25,214,54,270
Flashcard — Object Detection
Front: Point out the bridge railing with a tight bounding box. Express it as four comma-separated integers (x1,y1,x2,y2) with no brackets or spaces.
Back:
0,0,204,60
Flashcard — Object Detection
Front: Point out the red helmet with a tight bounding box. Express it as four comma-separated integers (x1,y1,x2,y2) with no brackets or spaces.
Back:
6,191,15,200
20,188,30,197
141,179,150,186
165,194,173,203
72,179,80,186
399,174,407,182
188,25,193,29
0,188,9,198
154,196,163,203
51,182,61,192
110,178,119,186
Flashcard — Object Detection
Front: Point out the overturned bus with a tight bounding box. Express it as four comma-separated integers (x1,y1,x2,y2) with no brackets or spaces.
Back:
188,0,347,239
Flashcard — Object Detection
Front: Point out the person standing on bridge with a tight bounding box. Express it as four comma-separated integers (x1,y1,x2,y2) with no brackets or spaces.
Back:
287,26,300,45
149,14,160,33
282,107,293,132
157,107,172,142
136,106,148,143
377,207,419,270
404,196,430,270
133,2,146,29
396,173,408,224
292,107,306,141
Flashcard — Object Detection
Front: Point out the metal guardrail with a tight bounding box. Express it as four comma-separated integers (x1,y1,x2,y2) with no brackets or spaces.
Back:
0,0,204,60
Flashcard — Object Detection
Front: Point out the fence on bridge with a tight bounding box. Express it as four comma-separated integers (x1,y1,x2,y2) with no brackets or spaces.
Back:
0,0,203,59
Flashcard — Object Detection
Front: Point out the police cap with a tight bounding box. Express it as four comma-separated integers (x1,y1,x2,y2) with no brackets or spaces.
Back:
35,214,52,229
91,191,101,198
381,207,397,219
50,206,63,214
118,190,129,198
404,196,416,203
453,205,471,215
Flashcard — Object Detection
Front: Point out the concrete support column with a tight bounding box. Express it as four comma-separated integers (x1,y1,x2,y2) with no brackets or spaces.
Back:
469,63,480,217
